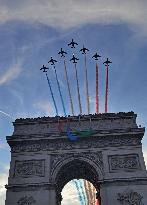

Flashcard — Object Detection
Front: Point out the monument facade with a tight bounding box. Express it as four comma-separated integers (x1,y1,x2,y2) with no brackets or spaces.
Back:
5,112,147,205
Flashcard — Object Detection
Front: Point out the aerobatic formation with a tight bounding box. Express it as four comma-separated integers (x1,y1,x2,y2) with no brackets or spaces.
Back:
40,39,112,205
40,38,112,117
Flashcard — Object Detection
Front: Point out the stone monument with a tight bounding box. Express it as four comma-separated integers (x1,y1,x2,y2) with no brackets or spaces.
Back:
5,112,147,205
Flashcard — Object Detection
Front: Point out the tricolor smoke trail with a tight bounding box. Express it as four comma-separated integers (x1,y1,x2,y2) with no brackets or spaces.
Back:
79,180,87,205
74,63,82,115
46,73,59,116
92,184,96,205
73,180,85,205
64,60,74,116
103,58,112,113
53,66,67,116
92,53,101,114
96,63,99,114
105,64,108,113
87,181,94,205
84,180,90,205
84,55,90,114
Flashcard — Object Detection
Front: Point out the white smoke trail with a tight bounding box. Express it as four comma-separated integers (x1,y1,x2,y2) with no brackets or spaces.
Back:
0,110,15,120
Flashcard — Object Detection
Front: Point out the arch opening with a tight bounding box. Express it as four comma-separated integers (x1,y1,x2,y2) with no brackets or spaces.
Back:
55,159,101,205
62,179,99,205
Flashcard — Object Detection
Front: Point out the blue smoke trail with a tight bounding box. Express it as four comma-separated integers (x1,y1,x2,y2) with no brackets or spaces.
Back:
46,73,58,116
79,180,87,205
54,67,67,116
73,180,85,205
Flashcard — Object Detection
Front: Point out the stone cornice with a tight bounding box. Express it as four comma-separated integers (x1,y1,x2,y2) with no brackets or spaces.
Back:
6,127,145,142
100,177,147,186
14,112,136,125
6,177,147,192
5,183,55,192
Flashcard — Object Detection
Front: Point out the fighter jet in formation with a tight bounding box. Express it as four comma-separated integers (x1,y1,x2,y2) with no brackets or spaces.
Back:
103,58,112,66
80,45,89,54
48,57,57,65
92,53,101,60
40,65,49,72
70,54,79,64
68,39,78,48
58,48,67,57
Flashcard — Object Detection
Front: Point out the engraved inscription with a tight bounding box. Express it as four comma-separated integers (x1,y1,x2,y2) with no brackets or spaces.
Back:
17,195,36,205
14,160,45,177
117,189,144,205
109,154,141,172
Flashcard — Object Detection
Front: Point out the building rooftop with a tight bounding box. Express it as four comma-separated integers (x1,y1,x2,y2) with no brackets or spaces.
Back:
14,111,136,124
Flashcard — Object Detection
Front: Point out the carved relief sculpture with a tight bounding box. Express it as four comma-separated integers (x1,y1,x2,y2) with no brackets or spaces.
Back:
14,160,45,177
109,154,141,172
117,189,144,205
17,196,36,205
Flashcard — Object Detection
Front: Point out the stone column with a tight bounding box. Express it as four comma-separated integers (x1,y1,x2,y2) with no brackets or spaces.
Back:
49,188,57,205
99,184,108,205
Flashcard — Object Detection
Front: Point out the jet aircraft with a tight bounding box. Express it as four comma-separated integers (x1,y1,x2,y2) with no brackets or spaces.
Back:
40,65,49,72
80,45,89,54
92,53,101,60
68,39,78,48
48,57,57,65
103,58,112,66
58,48,67,57
70,54,79,64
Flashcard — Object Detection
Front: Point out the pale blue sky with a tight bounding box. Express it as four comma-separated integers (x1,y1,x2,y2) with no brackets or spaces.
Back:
0,1,147,205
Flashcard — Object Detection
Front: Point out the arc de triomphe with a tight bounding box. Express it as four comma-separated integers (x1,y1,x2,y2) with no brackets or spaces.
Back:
5,112,147,205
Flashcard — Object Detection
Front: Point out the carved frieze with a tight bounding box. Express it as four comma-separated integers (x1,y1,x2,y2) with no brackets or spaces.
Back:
117,189,144,205
17,196,36,205
109,154,141,172
50,152,103,176
11,136,141,153
14,160,45,177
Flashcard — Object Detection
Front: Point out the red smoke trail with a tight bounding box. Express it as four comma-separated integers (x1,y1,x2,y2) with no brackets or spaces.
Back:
96,63,99,114
105,64,108,113
96,199,100,205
